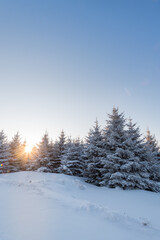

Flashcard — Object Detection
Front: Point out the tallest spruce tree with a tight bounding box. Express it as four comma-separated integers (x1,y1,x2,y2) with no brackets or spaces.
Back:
102,107,127,186
102,108,159,191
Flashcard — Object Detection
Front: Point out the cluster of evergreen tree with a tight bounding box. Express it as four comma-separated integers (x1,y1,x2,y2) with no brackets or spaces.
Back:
0,131,27,173
0,107,160,192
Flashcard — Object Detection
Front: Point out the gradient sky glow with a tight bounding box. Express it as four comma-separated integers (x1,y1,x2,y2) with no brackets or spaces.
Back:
0,0,160,145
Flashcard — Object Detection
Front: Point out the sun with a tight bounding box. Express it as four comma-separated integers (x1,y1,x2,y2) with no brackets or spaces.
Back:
25,145,33,153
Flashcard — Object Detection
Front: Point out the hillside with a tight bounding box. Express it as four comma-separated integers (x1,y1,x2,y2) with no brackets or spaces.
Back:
0,172,160,240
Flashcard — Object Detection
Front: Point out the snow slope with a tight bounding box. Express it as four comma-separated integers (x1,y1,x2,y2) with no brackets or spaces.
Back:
0,172,160,240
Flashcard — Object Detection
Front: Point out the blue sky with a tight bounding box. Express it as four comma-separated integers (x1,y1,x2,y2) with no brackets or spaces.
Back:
0,0,160,145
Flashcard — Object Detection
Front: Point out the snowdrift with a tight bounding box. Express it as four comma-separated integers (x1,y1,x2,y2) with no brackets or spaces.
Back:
0,172,160,240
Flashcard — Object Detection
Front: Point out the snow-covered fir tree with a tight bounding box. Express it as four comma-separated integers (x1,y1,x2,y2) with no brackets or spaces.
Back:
145,129,160,182
21,140,28,170
101,111,159,191
58,130,66,155
0,130,11,173
120,119,159,191
49,140,60,172
37,132,51,172
51,130,66,173
84,120,105,185
60,137,73,175
9,132,26,172
25,145,39,171
102,107,127,187
61,138,84,177
46,140,59,172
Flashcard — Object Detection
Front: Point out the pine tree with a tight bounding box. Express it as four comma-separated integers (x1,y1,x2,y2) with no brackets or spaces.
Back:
84,120,105,185
26,145,39,171
51,130,66,173
145,129,160,182
61,138,84,177
9,132,26,172
58,130,66,156
120,119,158,191
102,107,127,187
21,140,27,170
0,130,11,173
102,110,159,192
47,140,57,172
37,132,51,172
60,137,73,175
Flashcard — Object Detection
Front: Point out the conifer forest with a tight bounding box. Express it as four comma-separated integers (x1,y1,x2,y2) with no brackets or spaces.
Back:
1,107,160,192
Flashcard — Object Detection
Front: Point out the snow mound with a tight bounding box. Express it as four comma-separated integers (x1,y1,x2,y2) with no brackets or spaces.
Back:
0,171,160,240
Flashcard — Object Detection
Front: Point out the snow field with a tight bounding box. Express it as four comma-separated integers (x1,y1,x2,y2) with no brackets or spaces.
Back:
0,172,160,240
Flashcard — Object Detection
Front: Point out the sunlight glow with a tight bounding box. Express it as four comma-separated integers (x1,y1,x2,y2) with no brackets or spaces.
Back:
25,145,33,153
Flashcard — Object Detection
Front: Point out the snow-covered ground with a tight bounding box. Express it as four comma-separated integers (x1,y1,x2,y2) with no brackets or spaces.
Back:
0,172,160,240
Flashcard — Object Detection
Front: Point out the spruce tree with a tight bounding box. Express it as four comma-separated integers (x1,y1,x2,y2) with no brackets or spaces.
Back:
47,140,57,172
26,145,39,171
37,132,50,172
0,130,10,173
9,132,26,172
102,109,159,192
84,120,105,185
102,107,127,187
50,130,66,173
145,129,160,182
21,140,27,170
61,138,84,177
120,119,158,191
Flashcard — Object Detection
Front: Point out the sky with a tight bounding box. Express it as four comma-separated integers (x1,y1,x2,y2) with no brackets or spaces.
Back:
0,0,160,146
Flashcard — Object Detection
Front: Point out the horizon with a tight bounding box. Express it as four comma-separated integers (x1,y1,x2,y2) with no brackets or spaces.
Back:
4,106,159,148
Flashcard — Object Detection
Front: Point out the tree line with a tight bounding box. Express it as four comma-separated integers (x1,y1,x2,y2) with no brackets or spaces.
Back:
0,107,160,192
